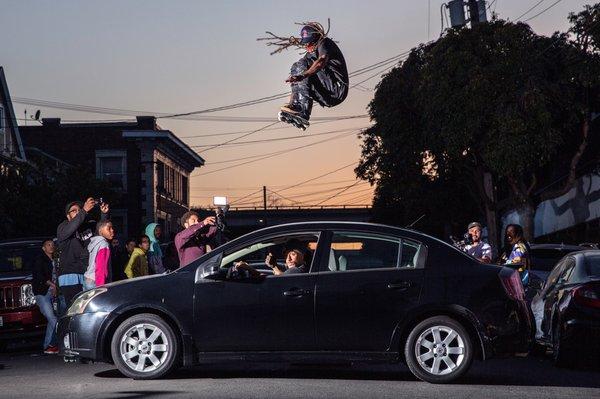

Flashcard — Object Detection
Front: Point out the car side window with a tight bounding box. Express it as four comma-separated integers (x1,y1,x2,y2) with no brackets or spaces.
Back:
561,258,577,282
219,233,320,275
326,232,423,272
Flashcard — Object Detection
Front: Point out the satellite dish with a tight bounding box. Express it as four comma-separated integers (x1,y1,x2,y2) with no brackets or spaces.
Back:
34,110,41,120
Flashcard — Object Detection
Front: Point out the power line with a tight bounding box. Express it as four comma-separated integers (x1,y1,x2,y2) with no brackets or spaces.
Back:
523,0,563,22
12,50,410,121
191,130,359,177
514,0,546,21
189,126,367,149
197,121,280,153
277,162,358,193
229,188,265,206
179,114,368,139
315,181,362,205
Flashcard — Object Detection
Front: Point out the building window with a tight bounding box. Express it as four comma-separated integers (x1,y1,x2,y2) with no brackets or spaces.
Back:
156,159,189,204
156,161,165,193
182,175,188,204
96,150,127,191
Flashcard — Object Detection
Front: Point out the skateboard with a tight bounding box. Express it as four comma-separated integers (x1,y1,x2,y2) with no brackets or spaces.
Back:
278,110,309,131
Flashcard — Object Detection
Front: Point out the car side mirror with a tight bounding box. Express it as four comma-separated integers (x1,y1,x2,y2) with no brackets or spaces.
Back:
200,265,222,280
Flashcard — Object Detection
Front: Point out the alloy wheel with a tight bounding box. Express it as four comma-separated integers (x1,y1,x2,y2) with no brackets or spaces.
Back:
414,325,466,376
119,323,169,373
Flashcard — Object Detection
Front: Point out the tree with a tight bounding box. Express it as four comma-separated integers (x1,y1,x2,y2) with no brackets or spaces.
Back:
0,162,116,240
358,15,600,247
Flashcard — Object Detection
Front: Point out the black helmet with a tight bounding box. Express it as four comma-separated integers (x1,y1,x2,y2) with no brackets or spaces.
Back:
300,25,320,44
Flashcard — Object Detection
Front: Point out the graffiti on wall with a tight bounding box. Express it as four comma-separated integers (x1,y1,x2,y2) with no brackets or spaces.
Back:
502,171,600,238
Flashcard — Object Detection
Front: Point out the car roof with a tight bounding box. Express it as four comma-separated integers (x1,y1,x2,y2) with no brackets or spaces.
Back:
0,237,47,246
529,243,586,251
233,221,457,251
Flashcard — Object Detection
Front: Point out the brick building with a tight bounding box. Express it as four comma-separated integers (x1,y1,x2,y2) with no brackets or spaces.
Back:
19,116,204,238
0,67,26,169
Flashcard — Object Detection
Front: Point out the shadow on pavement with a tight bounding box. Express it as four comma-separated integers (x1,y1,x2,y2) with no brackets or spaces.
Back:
96,364,416,382
108,391,185,399
95,357,600,388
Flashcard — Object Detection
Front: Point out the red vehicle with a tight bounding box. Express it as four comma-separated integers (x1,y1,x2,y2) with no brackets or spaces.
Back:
0,239,47,349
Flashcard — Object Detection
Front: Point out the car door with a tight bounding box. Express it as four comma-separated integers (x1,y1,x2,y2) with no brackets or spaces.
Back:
193,231,323,352
314,230,426,352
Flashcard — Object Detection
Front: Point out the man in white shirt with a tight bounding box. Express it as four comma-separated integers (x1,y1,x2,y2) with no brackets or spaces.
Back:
464,222,493,263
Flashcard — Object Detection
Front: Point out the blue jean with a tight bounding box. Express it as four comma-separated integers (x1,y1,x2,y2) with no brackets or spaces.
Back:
35,291,57,349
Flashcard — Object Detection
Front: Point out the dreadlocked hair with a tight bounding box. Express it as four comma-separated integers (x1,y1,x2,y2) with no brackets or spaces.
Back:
257,19,331,55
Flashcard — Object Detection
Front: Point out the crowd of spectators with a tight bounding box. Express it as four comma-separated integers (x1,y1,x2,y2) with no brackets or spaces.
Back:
31,198,219,355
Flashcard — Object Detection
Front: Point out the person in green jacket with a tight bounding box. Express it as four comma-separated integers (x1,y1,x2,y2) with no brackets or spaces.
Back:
124,235,150,279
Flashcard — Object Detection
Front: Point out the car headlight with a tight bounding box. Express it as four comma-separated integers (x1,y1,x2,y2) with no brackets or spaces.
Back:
66,288,107,316
20,284,36,307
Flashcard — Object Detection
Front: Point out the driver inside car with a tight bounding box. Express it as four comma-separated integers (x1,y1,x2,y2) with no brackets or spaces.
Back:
233,248,308,278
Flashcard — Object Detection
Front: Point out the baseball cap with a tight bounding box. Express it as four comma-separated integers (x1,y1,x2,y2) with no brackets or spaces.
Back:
468,222,482,230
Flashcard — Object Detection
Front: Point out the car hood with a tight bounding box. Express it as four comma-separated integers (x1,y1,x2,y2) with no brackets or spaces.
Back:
102,273,166,288
0,272,32,282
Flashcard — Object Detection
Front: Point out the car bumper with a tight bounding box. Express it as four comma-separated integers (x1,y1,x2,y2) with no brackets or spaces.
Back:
57,311,110,359
0,308,46,340
485,299,534,356
562,318,600,348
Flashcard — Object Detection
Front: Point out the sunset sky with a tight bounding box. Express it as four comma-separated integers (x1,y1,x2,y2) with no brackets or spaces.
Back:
1,0,587,208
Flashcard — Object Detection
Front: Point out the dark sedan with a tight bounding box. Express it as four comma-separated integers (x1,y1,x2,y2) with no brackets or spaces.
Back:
532,250,600,367
58,222,532,383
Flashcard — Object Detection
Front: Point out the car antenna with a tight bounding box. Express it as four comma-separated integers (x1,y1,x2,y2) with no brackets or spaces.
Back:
406,214,426,229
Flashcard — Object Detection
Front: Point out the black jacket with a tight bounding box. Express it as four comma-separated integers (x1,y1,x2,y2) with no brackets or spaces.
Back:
56,210,108,276
32,252,53,296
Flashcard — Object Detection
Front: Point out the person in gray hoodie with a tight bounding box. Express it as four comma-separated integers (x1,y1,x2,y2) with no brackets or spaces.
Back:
84,220,114,290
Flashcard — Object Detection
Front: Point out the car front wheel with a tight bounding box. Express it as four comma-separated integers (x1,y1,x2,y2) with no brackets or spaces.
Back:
111,313,179,379
404,316,473,383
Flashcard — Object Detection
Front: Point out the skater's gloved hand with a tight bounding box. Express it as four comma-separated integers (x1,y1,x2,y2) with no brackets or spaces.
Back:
286,74,305,83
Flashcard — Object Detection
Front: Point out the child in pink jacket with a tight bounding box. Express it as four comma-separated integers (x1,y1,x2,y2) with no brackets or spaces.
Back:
84,220,114,290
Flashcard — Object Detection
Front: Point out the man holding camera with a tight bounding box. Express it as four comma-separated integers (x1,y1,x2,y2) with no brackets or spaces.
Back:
174,211,217,267
463,222,493,263
56,197,109,305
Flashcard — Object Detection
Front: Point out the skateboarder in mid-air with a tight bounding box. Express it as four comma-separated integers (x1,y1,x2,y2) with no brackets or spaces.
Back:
258,21,349,129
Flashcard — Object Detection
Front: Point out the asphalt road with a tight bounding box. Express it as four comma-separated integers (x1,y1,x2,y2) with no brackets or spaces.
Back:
1,348,599,399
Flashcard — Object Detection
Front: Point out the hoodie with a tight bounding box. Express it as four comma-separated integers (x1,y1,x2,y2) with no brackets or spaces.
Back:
124,247,149,279
57,209,108,276
145,223,165,274
85,236,111,286
175,222,218,267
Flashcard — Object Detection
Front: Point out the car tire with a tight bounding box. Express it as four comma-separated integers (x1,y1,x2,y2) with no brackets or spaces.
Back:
111,313,180,379
404,316,474,384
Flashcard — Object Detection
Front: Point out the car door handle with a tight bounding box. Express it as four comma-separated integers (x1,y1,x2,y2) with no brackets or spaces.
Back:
283,288,309,297
387,281,412,290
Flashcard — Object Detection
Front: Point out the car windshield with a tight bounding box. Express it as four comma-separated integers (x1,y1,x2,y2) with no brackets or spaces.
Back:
530,248,578,272
0,243,41,273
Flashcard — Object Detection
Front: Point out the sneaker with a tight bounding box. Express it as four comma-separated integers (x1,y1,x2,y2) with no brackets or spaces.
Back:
44,345,59,355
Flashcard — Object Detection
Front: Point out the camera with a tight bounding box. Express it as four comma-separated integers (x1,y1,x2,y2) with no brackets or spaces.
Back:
450,232,473,250
94,197,104,205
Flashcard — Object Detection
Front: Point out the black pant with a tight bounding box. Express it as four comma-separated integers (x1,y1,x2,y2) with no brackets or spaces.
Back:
291,58,348,107
60,284,82,307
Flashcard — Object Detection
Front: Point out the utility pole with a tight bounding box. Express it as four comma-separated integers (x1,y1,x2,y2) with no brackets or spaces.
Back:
262,185,268,227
